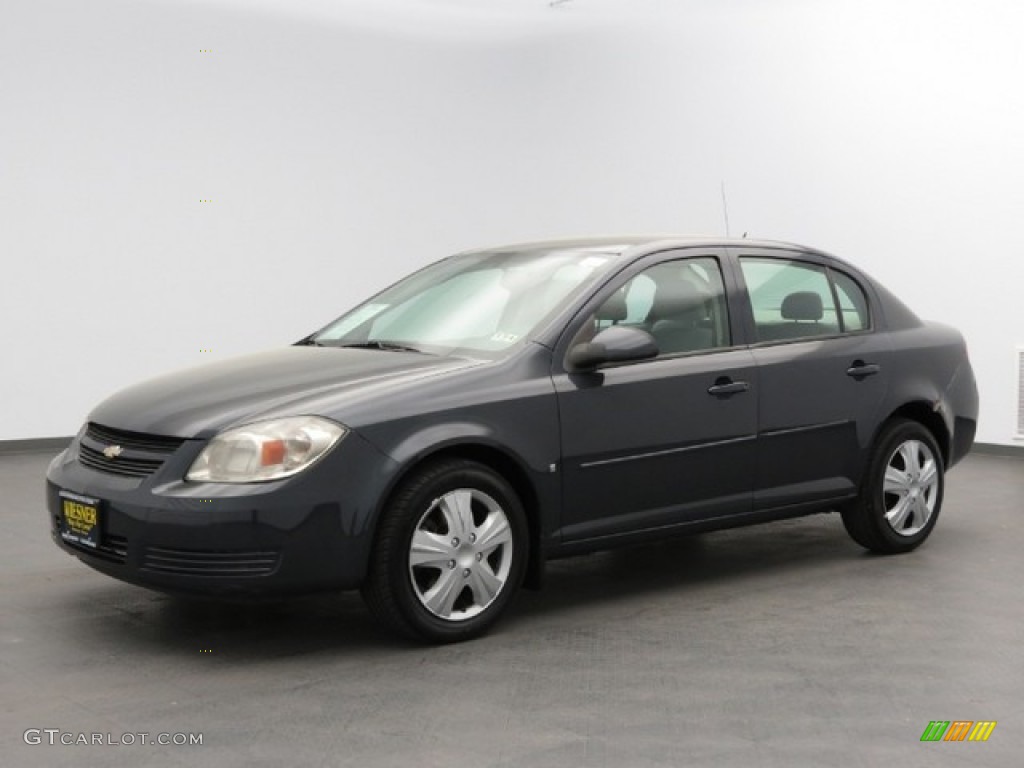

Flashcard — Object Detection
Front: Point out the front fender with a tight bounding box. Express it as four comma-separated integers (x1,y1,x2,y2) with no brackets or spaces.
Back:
355,392,564,548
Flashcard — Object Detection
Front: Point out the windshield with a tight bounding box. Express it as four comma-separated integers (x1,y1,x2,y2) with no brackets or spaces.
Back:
311,248,620,357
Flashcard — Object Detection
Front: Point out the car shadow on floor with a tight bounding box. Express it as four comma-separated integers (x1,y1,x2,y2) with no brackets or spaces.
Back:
508,513,861,622
52,582,401,659
53,513,861,658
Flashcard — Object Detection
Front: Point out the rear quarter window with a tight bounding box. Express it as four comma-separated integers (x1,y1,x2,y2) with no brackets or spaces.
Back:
831,269,871,332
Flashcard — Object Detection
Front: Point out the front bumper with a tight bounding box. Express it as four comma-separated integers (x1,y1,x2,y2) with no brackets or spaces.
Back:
45,430,396,597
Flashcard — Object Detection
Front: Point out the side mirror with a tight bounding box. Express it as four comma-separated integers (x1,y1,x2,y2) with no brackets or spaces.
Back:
568,326,659,371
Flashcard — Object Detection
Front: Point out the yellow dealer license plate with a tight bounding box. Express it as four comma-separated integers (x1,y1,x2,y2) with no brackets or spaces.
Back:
59,491,101,549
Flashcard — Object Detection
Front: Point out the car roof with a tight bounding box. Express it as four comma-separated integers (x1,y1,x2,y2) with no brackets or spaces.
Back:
457,235,833,261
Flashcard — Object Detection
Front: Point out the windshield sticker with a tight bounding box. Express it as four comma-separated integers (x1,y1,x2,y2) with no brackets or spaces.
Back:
490,332,520,344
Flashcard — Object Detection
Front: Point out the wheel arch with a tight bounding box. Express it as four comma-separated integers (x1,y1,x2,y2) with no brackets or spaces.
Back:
371,439,547,590
879,401,951,468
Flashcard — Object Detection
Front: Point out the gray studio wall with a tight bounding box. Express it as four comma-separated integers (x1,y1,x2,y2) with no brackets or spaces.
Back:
2,0,1022,445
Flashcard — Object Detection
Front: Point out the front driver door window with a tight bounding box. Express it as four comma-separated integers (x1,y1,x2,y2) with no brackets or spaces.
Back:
585,257,731,355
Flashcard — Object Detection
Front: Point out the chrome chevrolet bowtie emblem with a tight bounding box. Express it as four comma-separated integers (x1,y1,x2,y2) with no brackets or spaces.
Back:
102,445,123,459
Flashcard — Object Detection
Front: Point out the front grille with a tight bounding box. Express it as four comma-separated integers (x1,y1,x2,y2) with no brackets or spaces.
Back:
140,547,281,577
86,423,186,453
78,423,187,479
78,443,165,477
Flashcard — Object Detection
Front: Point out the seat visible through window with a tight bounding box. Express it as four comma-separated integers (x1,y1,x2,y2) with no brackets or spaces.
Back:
648,280,713,354
583,255,730,358
739,258,841,342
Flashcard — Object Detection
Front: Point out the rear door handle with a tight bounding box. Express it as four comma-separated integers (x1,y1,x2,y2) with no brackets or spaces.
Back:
846,360,881,379
707,378,750,397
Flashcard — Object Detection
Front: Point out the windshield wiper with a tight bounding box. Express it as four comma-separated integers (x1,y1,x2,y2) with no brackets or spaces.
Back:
338,341,428,354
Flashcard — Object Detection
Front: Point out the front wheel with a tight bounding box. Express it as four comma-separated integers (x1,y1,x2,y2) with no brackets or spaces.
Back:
362,459,528,643
841,419,945,554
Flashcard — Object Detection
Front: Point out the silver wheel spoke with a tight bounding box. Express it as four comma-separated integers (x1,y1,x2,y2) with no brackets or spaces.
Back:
475,511,512,553
912,495,931,527
409,529,454,568
439,490,474,539
918,459,938,489
423,568,463,618
466,563,502,606
886,494,912,530
899,442,922,476
884,465,911,494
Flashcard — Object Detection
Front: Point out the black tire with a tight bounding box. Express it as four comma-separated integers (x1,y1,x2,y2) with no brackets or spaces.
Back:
841,418,945,554
361,459,528,643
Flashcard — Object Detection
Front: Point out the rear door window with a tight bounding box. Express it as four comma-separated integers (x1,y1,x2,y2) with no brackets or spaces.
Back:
739,258,839,342
739,257,874,342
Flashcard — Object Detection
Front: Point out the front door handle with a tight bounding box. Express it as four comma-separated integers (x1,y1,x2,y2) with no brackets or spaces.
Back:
707,377,750,397
846,360,881,379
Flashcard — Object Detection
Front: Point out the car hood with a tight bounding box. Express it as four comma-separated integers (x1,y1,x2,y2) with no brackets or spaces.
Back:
87,347,483,438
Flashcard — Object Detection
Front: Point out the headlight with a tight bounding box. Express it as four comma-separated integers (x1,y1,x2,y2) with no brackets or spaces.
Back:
186,416,347,483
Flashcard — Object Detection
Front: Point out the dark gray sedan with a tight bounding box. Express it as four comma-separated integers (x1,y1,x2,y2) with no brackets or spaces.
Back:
46,237,978,642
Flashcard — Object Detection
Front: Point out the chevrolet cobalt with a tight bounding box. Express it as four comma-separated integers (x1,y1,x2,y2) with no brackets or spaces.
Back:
46,237,978,642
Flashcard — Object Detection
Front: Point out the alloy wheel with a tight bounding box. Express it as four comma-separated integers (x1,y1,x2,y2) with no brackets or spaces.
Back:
882,439,940,537
407,489,514,621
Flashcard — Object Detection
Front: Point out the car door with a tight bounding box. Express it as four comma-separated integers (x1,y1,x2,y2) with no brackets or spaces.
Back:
551,249,758,543
730,248,891,510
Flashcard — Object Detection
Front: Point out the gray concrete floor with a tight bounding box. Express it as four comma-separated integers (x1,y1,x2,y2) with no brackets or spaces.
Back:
1,451,1021,768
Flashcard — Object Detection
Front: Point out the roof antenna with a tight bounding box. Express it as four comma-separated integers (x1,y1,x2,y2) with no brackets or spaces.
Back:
720,181,731,237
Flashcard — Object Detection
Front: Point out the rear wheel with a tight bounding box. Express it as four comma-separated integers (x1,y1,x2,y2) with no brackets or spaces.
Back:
841,419,944,554
362,459,527,643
